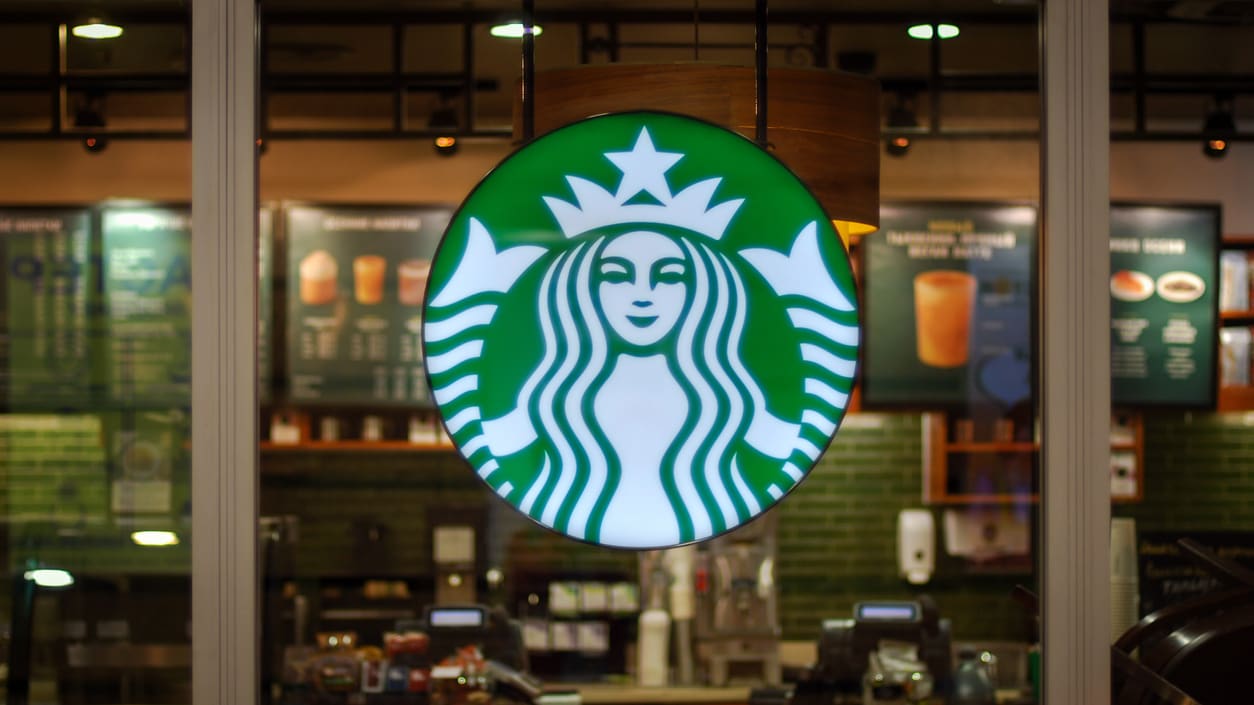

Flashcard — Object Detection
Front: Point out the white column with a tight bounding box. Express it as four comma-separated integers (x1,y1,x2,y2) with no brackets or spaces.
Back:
1041,0,1111,703
191,0,258,703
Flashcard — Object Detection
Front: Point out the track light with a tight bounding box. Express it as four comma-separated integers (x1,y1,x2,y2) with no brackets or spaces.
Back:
429,98,460,157
74,91,107,152
885,93,919,157
82,136,108,153
1202,94,1235,159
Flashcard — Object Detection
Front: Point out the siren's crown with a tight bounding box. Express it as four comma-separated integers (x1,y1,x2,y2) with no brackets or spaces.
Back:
543,127,744,241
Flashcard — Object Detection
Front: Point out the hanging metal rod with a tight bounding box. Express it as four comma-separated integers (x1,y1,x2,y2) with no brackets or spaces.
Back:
754,0,768,148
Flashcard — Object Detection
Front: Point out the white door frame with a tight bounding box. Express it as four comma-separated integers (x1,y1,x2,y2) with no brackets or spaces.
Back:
1042,0,1111,702
191,0,259,703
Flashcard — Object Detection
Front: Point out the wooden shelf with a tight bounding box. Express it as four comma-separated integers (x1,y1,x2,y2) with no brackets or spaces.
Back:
1221,234,1254,249
1220,310,1254,324
944,441,1038,453
260,440,455,452
924,411,1143,504
1218,385,1254,412
926,493,1038,505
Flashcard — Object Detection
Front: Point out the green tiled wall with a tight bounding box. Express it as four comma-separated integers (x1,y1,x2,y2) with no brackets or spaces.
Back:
1115,411,1254,532
774,414,1032,642
263,412,1034,643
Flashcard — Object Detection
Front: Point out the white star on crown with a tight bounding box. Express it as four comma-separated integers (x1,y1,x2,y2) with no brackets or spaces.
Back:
543,127,745,240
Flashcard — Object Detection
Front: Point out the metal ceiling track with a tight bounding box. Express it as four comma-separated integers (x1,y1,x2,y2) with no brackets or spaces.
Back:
0,9,1250,142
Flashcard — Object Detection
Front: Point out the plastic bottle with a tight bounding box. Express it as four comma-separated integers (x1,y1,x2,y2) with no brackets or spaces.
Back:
951,648,996,705
637,568,671,687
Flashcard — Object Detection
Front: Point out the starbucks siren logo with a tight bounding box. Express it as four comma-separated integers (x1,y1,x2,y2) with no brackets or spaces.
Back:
423,112,859,549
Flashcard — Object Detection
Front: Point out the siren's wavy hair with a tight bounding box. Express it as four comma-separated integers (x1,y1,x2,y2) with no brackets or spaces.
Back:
513,228,771,544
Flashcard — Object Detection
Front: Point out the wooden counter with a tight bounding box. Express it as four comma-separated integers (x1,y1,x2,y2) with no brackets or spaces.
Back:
572,685,751,705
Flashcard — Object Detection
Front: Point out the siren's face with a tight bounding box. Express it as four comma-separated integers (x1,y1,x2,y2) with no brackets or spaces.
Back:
596,231,690,347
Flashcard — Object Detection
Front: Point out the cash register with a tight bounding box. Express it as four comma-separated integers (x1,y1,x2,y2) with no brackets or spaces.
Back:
791,598,952,704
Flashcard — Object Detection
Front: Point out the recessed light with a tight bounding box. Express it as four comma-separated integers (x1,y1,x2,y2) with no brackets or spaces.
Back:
490,22,542,39
25,568,74,588
72,21,124,40
132,530,181,547
907,23,960,40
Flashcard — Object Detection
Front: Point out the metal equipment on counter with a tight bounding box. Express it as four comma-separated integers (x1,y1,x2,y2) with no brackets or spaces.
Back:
791,598,953,705
695,514,781,685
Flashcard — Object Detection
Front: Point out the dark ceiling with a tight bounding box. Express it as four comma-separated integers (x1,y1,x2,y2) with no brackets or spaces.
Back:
1,0,1252,23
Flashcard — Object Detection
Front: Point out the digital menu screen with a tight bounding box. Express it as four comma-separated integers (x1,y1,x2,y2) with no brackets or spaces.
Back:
100,205,192,407
285,204,451,405
0,208,95,408
862,203,1037,409
1110,204,1219,407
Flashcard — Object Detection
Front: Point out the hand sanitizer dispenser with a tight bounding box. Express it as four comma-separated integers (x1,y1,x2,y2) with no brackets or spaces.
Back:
898,509,935,585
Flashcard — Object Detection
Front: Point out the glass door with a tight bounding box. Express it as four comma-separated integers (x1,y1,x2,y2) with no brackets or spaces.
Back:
0,7,195,704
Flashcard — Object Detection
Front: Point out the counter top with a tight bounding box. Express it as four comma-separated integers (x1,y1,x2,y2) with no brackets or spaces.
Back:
549,684,1032,705
561,685,750,705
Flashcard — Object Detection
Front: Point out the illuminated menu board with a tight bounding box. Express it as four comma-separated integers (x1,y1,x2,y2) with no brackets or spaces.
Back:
100,206,192,406
1110,204,1219,407
0,208,94,408
285,204,451,405
862,203,1037,409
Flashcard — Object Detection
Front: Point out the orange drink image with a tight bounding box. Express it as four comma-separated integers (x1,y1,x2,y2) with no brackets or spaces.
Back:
397,259,430,306
299,250,339,305
353,255,386,305
913,270,977,367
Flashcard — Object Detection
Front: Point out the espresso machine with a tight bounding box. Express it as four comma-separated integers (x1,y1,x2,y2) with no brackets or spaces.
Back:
696,514,781,685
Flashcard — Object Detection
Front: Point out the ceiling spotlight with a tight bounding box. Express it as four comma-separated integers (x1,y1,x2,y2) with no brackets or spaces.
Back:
132,530,180,547
82,136,108,153
1202,94,1235,159
72,20,124,40
25,568,74,588
490,22,542,39
907,23,960,40
434,136,458,155
429,100,460,157
885,93,919,157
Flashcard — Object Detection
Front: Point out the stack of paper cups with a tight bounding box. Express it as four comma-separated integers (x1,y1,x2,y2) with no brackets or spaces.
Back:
1110,518,1140,642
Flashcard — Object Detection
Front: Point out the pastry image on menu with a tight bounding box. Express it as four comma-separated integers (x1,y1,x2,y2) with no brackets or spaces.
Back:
1155,271,1205,303
913,270,977,368
300,250,339,305
1110,269,1154,302
353,255,386,304
397,259,430,306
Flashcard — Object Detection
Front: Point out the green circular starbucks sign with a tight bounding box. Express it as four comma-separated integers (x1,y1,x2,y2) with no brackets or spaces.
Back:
423,111,859,549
